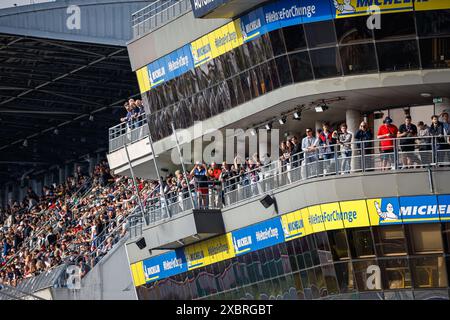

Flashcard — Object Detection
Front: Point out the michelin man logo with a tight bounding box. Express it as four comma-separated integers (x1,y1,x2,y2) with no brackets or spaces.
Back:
374,201,398,220
333,0,356,14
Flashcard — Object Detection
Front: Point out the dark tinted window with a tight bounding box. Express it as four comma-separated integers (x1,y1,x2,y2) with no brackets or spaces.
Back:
374,12,416,40
288,51,313,83
269,29,286,56
304,20,337,48
275,55,293,86
416,10,450,37
340,43,378,75
310,47,342,79
283,24,307,52
335,15,374,45
376,40,420,72
420,37,450,69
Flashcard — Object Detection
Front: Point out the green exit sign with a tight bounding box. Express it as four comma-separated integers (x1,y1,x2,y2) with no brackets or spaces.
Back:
433,98,443,104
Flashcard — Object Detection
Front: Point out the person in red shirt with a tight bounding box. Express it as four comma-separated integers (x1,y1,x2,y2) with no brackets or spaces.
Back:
208,162,222,207
377,117,398,170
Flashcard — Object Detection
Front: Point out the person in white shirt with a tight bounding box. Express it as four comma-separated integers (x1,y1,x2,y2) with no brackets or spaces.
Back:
301,128,318,178
337,123,353,174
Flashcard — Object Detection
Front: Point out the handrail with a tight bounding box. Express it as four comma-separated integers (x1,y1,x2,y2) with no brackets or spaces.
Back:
131,0,192,39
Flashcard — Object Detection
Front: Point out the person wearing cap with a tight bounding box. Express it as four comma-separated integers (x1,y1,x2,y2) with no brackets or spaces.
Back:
377,116,398,170
190,161,209,209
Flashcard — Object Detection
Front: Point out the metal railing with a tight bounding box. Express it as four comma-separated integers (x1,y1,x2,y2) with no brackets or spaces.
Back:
132,0,192,39
109,114,149,152
222,135,450,206
142,179,223,226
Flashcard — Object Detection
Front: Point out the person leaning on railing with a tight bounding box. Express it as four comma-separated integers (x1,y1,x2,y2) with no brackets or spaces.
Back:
355,121,374,170
337,123,353,174
302,128,319,178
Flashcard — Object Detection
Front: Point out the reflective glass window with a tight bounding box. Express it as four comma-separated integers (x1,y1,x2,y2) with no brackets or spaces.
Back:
409,223,444,254
328,229,350,261
410,256,448,289
347,227,376,258
416,10,450,37
268,59,281,90
353,259,380,291
275,55,293,86
374,12,416,40
239,71,252,102
334,261,356,293
292,272,305,299
310,47,343,79
379,257,412,290
268,29,286,56
340,43,378,75
304,20,337,48
373,225,408,256
420,37,450,69
376,40,420,72
283,24,307,52
335,15,374,45
288,51,313,83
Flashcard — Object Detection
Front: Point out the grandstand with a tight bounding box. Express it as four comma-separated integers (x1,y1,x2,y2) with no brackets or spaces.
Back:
1,0,450,302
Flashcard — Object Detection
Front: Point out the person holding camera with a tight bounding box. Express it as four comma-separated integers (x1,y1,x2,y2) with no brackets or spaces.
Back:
190,161,209,209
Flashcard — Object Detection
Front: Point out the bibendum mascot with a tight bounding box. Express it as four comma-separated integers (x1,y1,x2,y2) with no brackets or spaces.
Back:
333,0,356,14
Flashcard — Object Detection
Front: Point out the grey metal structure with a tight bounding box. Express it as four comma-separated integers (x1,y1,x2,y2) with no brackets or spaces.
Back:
0,0,160,184
0,0,157,46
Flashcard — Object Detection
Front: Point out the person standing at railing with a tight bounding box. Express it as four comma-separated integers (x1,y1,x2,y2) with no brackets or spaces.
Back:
397,115,419,169
377,117,398,171
337,123,353,174
279,141,291,185
290,137,302,180
190,161,209,209
440,112,450,164
429,115,448,164
219,162,235,206
417,121,431,166
318,122,337,176
302,128,319,178
208,162,222,208
355,121,373,171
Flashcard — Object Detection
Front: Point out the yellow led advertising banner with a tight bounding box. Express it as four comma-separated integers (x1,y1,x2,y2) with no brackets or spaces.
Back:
415,0,450,11
340,200,371,228
280,210,306,241
132,194,450,287
185,233,235,270
136,66,151,94
333,0,414,18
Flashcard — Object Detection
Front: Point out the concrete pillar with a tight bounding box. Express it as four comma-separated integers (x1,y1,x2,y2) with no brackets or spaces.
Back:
346,109,361,140
346,109,361,172
315,120,322,133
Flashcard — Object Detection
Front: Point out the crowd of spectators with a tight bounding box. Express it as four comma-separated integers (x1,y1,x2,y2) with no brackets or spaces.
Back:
120,98,145,128
2,109,449,288
0,161,159,287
